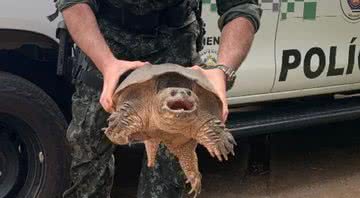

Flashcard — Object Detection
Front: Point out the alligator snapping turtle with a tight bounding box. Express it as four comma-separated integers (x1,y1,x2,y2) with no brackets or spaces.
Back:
104,64,236,197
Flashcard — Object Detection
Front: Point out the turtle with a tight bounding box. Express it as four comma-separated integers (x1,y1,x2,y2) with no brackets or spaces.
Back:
104,63,236,197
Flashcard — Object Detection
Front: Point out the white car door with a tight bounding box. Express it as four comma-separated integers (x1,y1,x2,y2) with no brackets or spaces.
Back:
200,0,279,105
0,0,59,41
273,0,360,93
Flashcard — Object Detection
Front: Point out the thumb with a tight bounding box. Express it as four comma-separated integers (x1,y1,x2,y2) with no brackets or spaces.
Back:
222,106,229,123
128,61,150,69
100,75,118,113
220,96,228,123
191,65,201,70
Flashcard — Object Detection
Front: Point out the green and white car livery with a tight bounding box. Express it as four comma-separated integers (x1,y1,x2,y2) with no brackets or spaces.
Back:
200,0,360,105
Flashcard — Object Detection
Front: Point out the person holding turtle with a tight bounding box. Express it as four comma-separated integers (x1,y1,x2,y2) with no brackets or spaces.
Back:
55,0,262,197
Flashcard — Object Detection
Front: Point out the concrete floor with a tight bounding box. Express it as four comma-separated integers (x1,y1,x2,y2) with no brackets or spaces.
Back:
111,120,360,198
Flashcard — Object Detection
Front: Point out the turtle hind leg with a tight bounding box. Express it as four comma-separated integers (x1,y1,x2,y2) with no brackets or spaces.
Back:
144,139,160,167
195,118,237,162
166,140,201,198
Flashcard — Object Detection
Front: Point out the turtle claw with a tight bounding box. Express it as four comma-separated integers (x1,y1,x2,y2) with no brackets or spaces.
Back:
186,173,202,198
226,131,237,146
214,149,223,162
147,160,155,168
208,149,215,158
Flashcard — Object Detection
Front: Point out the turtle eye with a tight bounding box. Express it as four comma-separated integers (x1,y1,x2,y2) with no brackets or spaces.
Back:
170,90,177,96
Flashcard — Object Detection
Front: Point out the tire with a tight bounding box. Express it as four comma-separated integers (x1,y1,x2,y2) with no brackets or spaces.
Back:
0,72,70,198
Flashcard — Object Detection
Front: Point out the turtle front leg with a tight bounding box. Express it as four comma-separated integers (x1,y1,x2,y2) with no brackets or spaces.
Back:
167,140,201,198
195,118,237,162
103,102,145,145
144,139,160,167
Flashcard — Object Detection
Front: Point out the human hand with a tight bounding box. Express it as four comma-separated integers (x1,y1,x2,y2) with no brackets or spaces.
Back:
191,65,229,123
100,59,149,112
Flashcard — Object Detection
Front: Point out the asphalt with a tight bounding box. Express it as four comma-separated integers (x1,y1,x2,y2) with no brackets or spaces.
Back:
111,120,360,198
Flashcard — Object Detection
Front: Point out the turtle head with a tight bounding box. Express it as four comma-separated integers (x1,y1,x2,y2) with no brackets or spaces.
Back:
159,87,198,116
151,72,200,131
155,87,199,130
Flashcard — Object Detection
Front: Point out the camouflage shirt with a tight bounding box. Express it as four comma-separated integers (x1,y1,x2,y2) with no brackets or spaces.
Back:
56,0,261,66
56,0,262,32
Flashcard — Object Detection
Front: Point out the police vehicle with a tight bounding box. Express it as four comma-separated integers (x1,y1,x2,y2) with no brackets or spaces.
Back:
0,0,359,197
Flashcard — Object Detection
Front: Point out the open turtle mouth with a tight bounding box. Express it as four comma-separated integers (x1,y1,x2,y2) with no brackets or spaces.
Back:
166,99,195,112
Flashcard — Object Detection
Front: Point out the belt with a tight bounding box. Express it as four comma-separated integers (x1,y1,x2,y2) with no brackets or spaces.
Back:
98,0,192,34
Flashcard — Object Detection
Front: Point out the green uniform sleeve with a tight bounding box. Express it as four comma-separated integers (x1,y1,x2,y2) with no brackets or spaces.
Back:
216,0,262,32
56,0,98,12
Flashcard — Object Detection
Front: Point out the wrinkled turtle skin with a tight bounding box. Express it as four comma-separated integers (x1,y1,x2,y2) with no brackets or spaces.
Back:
104,64,236,197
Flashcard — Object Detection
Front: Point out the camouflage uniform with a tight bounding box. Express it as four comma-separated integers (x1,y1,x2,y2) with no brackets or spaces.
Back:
56,0,261,197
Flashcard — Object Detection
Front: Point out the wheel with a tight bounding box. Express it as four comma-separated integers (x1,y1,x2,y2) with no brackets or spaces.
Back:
0,72,70,198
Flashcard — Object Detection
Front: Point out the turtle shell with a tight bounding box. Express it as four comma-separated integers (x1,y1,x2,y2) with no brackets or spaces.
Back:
114,63,223,106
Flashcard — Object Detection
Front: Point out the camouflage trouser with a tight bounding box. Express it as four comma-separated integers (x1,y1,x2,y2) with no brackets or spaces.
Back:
63,21,202,198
